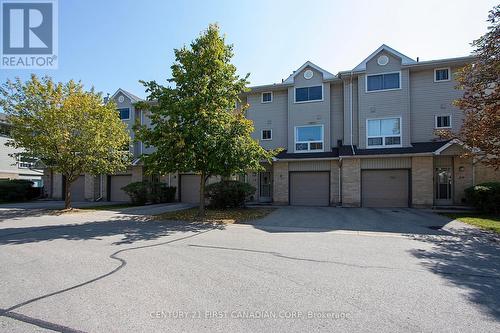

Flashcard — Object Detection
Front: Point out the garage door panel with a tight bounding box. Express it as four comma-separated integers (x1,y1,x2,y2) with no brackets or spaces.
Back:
290,172,329,206
110,175,132,202
362,170,409,208
180,175,201,204
70,176,85,201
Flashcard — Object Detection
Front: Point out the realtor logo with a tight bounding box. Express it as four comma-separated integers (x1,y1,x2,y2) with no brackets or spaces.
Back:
1,0,58,68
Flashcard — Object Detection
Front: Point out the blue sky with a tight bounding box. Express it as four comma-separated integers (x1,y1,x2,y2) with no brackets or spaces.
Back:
0,0,497,98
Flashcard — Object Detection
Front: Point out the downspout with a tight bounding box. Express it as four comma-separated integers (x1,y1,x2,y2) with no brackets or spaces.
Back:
338,157,342,206
350,71,355,155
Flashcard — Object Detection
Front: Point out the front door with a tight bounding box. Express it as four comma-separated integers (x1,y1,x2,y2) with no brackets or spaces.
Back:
259,172,272,202
435,167,453,205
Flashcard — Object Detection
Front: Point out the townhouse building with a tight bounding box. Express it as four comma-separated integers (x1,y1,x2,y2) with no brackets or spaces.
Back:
43,44,500,206
0,113,43,186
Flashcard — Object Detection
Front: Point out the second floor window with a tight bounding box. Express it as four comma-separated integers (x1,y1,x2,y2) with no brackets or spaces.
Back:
366,72,400,92
261,92,272,103
434,68,450,82
118,108,130,120
435,115,451,128
261,129,272,140
367,117,401,147
295,86,322,102
295,125,324,152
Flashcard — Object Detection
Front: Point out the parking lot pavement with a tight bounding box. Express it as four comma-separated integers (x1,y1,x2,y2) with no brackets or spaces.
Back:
0,207,499,332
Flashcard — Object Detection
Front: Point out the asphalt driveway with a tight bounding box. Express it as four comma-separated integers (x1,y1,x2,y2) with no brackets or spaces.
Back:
0,205,499,332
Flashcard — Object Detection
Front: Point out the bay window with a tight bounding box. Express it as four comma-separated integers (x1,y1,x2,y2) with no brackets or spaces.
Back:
295,125,324,152
367,117,401,148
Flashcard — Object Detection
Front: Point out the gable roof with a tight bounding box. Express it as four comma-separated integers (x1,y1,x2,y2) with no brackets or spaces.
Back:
352,44,417,72
110,88,143,103
283,61,336,84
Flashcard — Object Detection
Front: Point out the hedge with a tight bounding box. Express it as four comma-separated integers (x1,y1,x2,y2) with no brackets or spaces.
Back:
0,179,40,202
205,180,256,208
464,182,500,214
122,181,176,205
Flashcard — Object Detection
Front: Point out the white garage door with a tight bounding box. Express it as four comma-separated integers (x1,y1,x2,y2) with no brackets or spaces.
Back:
109,175,132,202
289,172,330,206
180,174,201,204
362,170,409,207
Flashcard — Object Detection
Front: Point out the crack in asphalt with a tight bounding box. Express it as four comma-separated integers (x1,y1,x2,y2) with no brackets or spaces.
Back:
0,228,214,332
0,309,87,333
187,244,500,280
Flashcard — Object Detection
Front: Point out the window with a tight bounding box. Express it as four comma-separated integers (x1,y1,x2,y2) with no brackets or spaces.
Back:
261,129,272,140
367,117,401,147
366,72,400,92
118,108,130,120
261,92,272,103
295,125,324,152
434,68,450,82
435,115,451,128
295,85,323,102
18,156,36,169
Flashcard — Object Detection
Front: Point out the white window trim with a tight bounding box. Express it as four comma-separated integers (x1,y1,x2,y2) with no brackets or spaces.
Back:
366,116,403,149
118,107,130,120
294,124,324,153
261,129,272,141
435,114,452,129
365,71,402,93
294,85,324,104
261,92,273,103
434,67,451,82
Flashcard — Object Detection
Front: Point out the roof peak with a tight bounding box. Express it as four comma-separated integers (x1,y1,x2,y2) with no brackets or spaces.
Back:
283,61,336,84
352,44,416,72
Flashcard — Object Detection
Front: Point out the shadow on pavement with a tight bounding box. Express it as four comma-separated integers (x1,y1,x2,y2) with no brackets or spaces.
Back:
409,228,500,320
0,216,225,246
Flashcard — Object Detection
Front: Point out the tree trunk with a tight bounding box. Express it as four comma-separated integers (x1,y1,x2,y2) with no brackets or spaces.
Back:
198,171,206,217
64,178,72,210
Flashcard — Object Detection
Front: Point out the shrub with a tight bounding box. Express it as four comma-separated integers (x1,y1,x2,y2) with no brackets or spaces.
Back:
122,181,149,205
206,180,256,209
122,181,177,205
0,179,37,202
150,182,176,203
464,182,500,214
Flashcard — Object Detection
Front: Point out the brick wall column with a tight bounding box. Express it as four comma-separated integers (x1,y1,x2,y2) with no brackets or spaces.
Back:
330,160,340,205
453,157,472,205
411,156,433,207
84,174,96,201
272,162,288,205
341,158,361,207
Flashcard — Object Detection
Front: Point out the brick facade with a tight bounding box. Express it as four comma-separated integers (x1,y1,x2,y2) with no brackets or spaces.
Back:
411,156,434,207
272,162,288,205
341,158,361,207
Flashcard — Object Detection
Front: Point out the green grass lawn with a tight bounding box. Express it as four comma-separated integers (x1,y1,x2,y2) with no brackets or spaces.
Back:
156,207,275,224
442,213,500,234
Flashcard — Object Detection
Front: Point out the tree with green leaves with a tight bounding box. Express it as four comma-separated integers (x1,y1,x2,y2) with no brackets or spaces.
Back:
136,24,278,216
0,75,132,209
438,5,500,169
